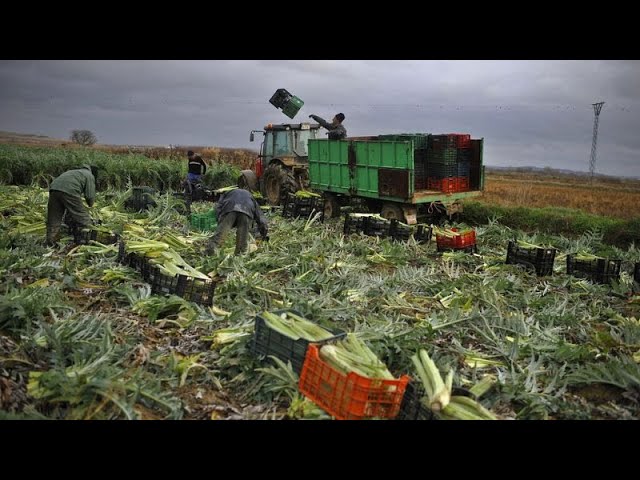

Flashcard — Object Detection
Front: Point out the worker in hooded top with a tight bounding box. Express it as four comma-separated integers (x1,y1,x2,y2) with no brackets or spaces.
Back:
46,164,98,245
309,112,347,140
206,184,269,256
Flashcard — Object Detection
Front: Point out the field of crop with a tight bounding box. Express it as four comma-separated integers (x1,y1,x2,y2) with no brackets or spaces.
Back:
480,171,640,220
0,132,257,171
0,144,241,191
1,144,640,420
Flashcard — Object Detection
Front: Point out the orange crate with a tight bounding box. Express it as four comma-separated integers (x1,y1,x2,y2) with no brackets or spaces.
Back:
427,177,469,193
435,227,476,250
298,344,409,420
452,133,471,148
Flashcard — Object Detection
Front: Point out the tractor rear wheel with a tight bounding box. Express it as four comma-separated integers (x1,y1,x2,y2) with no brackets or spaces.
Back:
262,163,297,206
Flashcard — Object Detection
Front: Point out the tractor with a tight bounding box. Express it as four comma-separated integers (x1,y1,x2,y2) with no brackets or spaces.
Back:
238,122,322,205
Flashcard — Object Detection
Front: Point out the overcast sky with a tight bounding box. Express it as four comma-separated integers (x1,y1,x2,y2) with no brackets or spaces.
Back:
0,60,638,177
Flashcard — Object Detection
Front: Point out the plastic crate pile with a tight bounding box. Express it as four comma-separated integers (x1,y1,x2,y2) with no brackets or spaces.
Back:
435,227,477,253
116,238,216,306
251,310,345,375
505,240,557,276
414,148,428,190
343,213,432,243
189,209,217,232
566,254,622,285
250,309,409,420
501,242,628,283
281,193,325,222
378,134,432,190
426,134,472,193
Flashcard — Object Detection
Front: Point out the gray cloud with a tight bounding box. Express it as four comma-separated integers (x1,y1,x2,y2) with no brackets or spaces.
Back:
0,60,638,177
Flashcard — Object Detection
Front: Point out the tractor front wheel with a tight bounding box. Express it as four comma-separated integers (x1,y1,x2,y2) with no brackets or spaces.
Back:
238,170,258,192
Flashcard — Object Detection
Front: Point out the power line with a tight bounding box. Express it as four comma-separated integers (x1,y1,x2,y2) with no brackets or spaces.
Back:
13,97,636,112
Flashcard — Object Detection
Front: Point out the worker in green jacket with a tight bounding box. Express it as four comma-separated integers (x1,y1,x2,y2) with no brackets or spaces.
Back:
46,164,98,245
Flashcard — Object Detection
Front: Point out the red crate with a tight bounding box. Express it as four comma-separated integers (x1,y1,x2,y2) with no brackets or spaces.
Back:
298,344,410,420
435,227,476,250
448,133,471,148
456,177,470,192
427,176,469,193
429,133,471,149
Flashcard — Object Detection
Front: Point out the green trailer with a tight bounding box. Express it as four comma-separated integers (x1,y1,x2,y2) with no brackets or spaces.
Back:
307,135,485,224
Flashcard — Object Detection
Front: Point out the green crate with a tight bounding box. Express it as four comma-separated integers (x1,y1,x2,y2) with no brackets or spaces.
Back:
379,133,430,149
282,96,304,119
190,210,217,231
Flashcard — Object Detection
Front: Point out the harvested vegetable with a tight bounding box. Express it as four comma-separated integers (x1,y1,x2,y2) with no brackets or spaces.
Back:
319,334,393,380
261,311,334,342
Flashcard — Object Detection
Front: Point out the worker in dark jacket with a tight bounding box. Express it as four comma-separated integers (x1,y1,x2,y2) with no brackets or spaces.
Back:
309,112,347,140
46,164,97,245
187,150,207,183
206,187,269,256
183,151,208,214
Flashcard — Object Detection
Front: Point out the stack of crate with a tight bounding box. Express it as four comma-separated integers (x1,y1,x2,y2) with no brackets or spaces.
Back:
414,148,427,190
379,134,430,190
281,193,325,221
426,134,471,193
250,309,409,420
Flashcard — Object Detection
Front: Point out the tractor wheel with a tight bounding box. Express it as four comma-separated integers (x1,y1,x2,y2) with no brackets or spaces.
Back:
323,193,341,219
238,170,258,192
380,202,405,222
262,163,297,206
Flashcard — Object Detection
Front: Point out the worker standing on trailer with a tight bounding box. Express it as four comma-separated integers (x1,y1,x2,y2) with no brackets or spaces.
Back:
309,112,347,140
206,185,269,256
46,165,97,246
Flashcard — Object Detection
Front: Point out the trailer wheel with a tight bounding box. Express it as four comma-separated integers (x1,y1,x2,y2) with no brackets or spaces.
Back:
381,203,405,222
323,194,341,219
